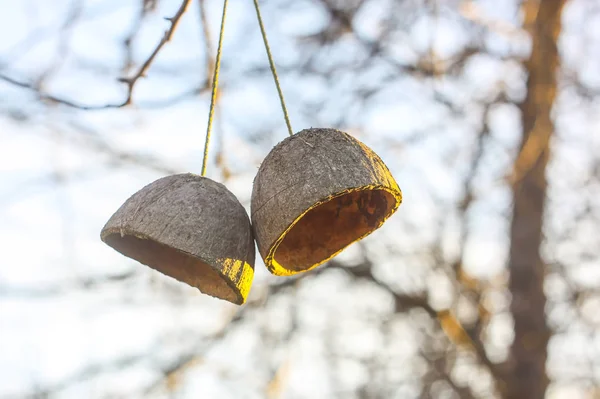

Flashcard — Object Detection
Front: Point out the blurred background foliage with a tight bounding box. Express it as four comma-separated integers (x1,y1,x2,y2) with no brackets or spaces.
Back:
1,0,599,398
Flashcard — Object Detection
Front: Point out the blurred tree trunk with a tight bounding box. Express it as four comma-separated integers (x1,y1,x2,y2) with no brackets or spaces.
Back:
505,0,566,398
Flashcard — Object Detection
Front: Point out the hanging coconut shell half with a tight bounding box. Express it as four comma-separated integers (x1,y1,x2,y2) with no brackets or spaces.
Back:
101,173,255,305
251,127,402,276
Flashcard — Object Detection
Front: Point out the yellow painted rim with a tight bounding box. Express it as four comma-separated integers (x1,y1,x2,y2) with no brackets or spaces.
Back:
217,257,255,304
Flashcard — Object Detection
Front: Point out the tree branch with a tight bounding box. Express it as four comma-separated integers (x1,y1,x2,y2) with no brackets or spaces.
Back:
0,0,193,110
118,0,193,104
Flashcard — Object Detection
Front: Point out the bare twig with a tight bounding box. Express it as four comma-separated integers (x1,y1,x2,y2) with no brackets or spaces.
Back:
118,0,193,104
37,0,83,90
0,0,193,110
122,0,152,75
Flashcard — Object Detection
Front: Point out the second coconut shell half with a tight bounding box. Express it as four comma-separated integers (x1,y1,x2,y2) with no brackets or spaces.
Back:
251,128,402,276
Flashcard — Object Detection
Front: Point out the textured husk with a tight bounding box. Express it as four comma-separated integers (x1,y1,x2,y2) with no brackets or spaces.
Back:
101,173,255,305
251,128,402,276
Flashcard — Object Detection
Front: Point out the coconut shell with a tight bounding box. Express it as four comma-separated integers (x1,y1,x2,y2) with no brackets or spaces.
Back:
251,128,402,276
101,173,255,305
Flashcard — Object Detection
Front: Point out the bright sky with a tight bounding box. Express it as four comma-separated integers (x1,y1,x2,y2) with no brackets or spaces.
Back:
1,0,598,397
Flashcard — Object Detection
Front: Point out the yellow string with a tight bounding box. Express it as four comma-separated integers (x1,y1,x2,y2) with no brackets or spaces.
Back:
201,0,228,176
252,0,293,136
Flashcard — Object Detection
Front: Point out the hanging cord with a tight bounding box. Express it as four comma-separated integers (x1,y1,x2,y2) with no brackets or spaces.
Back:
252,0,293,136
201,0,229,176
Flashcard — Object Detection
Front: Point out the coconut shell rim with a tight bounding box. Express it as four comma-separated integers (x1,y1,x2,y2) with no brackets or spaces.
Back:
263,183,402,276
100,227,254,305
